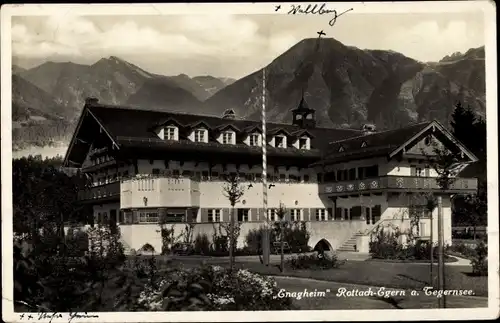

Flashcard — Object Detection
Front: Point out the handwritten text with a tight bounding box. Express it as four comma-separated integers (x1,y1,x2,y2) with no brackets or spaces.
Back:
287,3,354,27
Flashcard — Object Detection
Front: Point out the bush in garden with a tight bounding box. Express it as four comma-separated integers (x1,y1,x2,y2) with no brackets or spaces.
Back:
193,233,211,255
211,235,229,255
244,227,276,254
285,252,343,270
65,228,89,257
280,221,311,253
140,243,155,253
447,242,478,259
471,239,488,276
136,265,294,311
369,226,404,259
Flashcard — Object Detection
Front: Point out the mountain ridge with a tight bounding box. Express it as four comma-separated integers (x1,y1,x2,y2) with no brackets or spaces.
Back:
12,39,485,152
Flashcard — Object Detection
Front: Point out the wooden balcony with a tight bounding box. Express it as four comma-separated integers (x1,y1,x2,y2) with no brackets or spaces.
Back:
78,181,120,203
320,176,478,196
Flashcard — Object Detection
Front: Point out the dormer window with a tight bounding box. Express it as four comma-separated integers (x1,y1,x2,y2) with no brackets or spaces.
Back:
361,141,367,148
299,137,309,150
275,135,286,148
194,129,207,143
222,131,234,144
249,133,260,146
165,126,177,140
338,145,345,153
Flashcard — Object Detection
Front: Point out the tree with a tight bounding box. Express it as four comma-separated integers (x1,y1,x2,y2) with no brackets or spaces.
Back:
450,102,478,156
222,174,246,273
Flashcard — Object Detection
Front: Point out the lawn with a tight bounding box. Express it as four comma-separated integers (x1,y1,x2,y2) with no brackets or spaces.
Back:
155,255,488,297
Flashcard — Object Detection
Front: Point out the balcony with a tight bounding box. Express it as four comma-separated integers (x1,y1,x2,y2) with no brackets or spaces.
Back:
120,176,200,209
78,181,120,202
320,176,478,196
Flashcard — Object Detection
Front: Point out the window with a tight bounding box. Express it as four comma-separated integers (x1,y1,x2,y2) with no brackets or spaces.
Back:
210,171,219,179
208,209,221,222
303,174,310,182
182,170,192,177
338,145,345,152
288,174,299,182
299,138,309,149
222,131,234,144
267,209,278,222
424,135,432,146
361,141,367,148
411,166,424,177
172,169,180,177
315,209,328,221
139,212,159,223
201,171,209,180
165,126,176,140
279,173,286,181
424,166,430,177
245,173,254,181
249,134,260,146
194,129,206,142
152,168,160,175
275,135,286,148
290,209,301,221
306,114,313,119
237,209,250,222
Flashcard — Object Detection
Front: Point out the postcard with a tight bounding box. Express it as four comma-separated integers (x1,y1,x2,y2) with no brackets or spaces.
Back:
1,1,498,322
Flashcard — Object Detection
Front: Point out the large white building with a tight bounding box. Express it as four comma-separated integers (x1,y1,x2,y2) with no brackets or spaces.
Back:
64,97,478,253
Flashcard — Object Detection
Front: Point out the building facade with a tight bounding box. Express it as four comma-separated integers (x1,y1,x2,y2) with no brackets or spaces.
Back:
64,97,478,253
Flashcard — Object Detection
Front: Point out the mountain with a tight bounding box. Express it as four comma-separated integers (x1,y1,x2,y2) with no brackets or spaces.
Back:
432,46,485,100
18,57,155,120
18,57,234,113
12,41,485,153
125,77,203,112
203,39,486,129
12,74,74,150
12,64,26,75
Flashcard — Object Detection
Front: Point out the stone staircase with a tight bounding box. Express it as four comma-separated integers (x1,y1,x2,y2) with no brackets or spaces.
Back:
337,231,364,252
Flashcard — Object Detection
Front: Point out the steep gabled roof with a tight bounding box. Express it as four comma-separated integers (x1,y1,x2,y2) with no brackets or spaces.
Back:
64,102,364,167
290,129,315,139
316,120,478,165
268,128,293,137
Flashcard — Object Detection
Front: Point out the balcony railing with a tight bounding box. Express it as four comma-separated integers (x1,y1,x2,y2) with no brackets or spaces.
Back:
320,176,478,196
78,181,121,201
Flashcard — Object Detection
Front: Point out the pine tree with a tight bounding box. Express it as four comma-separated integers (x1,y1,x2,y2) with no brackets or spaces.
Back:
450,101,477,154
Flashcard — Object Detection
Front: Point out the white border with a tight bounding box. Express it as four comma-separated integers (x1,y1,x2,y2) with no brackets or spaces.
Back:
1,1,498,322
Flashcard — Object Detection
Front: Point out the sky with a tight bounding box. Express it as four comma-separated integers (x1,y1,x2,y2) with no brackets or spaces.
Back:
11,10,485,79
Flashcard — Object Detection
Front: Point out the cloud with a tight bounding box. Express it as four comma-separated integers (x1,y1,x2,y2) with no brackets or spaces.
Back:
11,15,266,61
383,20,482,62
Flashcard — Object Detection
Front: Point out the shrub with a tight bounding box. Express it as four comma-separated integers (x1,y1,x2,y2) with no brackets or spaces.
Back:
193,233,211,255
471,240,488,276
140,243,155,253
136,265,294,311
65,228,89,257
212,235,229,254
281,221,311,253
369,227,404,259
285,252,343,270
447,242,477,259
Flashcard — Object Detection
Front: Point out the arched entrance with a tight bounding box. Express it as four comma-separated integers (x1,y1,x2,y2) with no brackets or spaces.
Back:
313,239,333,252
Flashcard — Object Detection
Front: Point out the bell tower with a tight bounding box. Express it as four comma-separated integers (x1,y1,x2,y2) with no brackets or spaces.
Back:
291,90,316,128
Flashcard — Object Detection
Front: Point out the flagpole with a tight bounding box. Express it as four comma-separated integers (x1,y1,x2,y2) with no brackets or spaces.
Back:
261,67,270,266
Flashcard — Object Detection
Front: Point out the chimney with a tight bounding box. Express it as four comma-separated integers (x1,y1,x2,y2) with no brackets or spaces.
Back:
85,97,99,106
362,123,376,135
